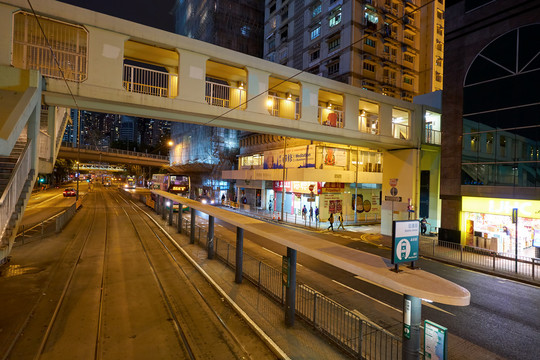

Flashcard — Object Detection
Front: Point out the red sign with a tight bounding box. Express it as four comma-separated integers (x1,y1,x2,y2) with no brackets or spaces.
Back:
309,184,315,192
389,178,398,187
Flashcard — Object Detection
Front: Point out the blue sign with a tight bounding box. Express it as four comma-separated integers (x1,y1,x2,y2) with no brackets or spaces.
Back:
424,320,448,360
391,220,420,264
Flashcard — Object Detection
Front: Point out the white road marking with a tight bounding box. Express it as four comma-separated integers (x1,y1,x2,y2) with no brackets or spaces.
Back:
333,280,402,313
261,247,303,267
335,279,455,316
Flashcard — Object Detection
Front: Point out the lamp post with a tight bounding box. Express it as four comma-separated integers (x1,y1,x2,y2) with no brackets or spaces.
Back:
76,110,81,201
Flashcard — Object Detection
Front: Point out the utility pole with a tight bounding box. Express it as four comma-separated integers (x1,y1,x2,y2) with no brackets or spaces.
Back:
76,110,81,201
280,137,287,221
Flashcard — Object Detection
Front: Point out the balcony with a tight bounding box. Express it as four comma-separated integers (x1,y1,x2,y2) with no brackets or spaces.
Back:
267,93,300,120
205,81,246,109
425,127,441,145
123,64,176,98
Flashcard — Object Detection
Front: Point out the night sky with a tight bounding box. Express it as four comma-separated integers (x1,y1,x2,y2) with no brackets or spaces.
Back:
58,0,176,33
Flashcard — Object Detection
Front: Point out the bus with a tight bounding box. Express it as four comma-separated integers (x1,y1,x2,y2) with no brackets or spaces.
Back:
165,174,190,197
125,175,136,189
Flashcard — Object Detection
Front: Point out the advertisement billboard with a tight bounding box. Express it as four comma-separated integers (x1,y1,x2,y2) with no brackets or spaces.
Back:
323,147,347,167
263,145,315,169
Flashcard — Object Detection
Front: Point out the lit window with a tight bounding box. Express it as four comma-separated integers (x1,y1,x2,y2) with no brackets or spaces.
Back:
312,3,322,17
365,10,378,24
404,76,413,85
329,8,342,27
311,25,321,40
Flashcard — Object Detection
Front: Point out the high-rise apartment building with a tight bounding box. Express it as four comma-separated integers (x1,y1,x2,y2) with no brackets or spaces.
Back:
264,0,444,101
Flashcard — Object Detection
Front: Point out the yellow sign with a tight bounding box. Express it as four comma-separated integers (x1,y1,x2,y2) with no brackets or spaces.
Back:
462,196,540,219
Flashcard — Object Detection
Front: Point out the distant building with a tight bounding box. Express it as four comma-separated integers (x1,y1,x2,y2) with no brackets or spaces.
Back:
172,0,264,57
263,0,445,101
440,0,540,257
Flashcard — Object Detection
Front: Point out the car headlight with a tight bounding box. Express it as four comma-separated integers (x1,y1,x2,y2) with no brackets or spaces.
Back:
201,199,207,204
124,184,128,188
210,199,215,204
166,201,171,206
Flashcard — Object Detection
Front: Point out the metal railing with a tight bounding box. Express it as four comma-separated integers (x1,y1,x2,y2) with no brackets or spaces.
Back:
61,142,168,160
147,203,402,359
205,81,246,109
123,64,172,98
420,237,540,283
267,94,301,120
0,141,33,247
424,128,441,145
12,11,88,82
318,106,344,128
392,123,409,140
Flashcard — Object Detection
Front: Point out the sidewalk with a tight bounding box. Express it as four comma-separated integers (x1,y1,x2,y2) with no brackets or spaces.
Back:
225,205,540,286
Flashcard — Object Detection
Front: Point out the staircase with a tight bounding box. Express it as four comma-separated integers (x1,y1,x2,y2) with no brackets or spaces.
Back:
0,138,27,195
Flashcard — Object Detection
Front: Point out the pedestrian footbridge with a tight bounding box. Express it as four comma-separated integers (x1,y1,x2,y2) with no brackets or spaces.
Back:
0,0,439,263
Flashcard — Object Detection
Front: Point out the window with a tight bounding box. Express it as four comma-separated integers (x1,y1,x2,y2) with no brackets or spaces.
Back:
437,10,444,19
312,3,322,17
470,135,479,152
329,8,342,27
500,136,506,157
404,54,414,63
437,25,443,36
436,58,442,66
281,6,288,21
268,37,275,51
270,17,277,29
404,32,415,42
486,133,494,154
310,25,321,40
383,45,390,53
391,48,397,56
435,72,442,82
310,49,320,62
363,62,375,72
365,10,378,25
269,2,276,14
403,76,413,85
328,62,340,75
328,37,341,52
436,41,443,51
280,27,288,40
365,38,376,47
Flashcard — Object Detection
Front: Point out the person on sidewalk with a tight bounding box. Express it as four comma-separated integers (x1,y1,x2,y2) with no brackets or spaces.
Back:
327,213,334,231
315,207,319,221
420,217,427,235
309,207,313,222
337,212,345,230
302,205,307,220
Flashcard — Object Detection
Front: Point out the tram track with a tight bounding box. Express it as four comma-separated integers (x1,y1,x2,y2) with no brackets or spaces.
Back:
113,191,274,359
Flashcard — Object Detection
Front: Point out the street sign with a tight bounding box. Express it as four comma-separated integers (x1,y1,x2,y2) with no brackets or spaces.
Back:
424,320,448,359
385,196,402,202
390,187,398,196
391,220,420,265
403,299,411,339
512,208,518,223
307,197,316,202
309,184,315,192
389,178,398,187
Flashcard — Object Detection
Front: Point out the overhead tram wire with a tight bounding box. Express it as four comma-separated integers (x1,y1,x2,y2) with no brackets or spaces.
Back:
204,0,436,126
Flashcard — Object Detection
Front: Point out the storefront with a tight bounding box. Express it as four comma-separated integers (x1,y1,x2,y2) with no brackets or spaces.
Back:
461,197,540,256
272,181,319,217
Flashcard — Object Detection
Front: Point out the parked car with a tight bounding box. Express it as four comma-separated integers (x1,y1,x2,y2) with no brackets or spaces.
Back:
63,188,77,197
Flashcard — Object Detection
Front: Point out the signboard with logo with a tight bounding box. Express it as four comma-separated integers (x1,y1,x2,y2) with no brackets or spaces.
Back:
462,196,540,220
263,145,315,169
273,181,317,194
323,147,347,167
391,220,420,265
424,320,448,360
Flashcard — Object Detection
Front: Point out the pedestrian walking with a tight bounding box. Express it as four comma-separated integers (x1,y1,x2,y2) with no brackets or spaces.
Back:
420,217,427,235
302,205,307,220
315,207,319,221
337,212,345,230
327,213,334,231
309,207,313,222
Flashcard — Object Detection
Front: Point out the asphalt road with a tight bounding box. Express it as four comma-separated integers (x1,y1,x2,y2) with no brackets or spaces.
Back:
207,215,540,360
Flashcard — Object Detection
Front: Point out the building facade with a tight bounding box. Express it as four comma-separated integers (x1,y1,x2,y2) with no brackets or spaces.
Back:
440,0,540,257
264,0,445,101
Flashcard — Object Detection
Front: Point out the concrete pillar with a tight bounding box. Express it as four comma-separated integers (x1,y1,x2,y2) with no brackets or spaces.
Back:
343,94,360,131
161,198,167,220
402,294,422,360
190,208,196,244
285,247,297,327
177,204,183,233
207,216,214,259
245,67,270,114
176,49,208,103
235,227,244,284
300,82,320,124
168,201,173,226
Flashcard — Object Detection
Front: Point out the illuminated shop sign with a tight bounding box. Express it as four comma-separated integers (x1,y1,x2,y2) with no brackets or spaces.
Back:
462,197,540,219
273,181,317,194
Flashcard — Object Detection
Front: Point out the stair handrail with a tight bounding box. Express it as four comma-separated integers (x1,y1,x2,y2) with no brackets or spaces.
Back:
0,140,32,240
